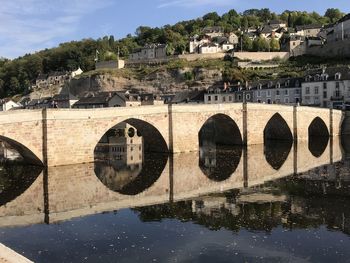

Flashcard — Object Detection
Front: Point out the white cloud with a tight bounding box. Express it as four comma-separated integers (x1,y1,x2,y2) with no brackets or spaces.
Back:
157,0,233,8
0,0,112,58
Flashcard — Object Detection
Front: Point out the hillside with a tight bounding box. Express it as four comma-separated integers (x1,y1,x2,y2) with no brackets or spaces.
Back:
0,8,346,98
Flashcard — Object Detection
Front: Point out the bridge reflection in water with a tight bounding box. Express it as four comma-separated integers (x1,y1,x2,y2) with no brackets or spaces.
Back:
0,119,345,229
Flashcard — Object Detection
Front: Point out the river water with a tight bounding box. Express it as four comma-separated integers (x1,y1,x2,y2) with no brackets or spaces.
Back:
0,133,350,262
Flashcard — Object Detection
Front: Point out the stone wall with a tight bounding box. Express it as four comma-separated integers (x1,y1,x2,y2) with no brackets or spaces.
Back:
233,52,290,61
0,104,343,166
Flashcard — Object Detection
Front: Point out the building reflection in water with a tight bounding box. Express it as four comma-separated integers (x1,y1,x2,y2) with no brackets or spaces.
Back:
135,156,350,235
199,140,242,181
94,122,167,195
0,141,42,206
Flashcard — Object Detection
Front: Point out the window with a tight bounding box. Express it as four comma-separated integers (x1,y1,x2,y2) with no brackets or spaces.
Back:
207,96,211,101
267,90,271,97
246,94,251,100
276,83,281,88
323,82,327,89
214,96,218,101
284,98,289,103
276,90,280,96
314,87,319,95
222,96,226,102
284,89,289,96
335,88,340,97
238,95,242,100
335,73,341,80
323,91,327,98
295,89,300,95
228,96,232,101
257,90,261,97
336,82,340,89
130,147,133,152
305,87,310,94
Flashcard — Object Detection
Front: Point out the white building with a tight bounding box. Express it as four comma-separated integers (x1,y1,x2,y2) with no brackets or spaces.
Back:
204,85,236,104
71,67,83,78
302,66,350,108
0,99,21,111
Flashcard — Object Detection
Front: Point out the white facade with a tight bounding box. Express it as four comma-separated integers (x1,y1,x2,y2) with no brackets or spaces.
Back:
302,79,350,108
328,15,350,42
0,100,20,111
204,92,235,104
199,43,220,54
71,67,83,78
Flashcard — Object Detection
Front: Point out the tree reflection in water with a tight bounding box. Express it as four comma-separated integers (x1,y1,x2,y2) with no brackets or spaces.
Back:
135,159,350,236
264,139,293,170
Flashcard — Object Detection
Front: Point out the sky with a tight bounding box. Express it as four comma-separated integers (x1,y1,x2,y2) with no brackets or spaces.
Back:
0,0,350,59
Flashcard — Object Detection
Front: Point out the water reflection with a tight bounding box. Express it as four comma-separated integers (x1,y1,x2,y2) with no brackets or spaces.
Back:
309,136,329,157
94,123,168,195
264,140,293,170
135,158,350,235
199,141,242,181
0,141,42,206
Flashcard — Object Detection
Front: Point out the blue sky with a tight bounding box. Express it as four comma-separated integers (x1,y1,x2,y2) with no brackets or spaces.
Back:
1,0,350,59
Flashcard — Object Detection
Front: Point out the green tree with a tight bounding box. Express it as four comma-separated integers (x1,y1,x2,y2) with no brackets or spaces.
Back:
241,34,253,51
325,8,343,23
253,36,270,51
269,37,280,51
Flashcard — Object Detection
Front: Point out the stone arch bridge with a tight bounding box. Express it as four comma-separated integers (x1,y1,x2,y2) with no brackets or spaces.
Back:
0,104,343,167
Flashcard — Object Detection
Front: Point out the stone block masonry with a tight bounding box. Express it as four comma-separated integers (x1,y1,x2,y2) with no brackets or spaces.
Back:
0,104,343,167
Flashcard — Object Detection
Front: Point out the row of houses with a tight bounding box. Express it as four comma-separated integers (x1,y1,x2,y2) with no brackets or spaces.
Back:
35,68,83,89
203,66,350,109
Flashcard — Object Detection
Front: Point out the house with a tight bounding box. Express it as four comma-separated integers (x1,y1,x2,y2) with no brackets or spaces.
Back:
52,93,79,108
295,24,323,37
71,67,83,78
204,84,236,104
26,97,53,109
72,92,142,109
202,26,224,38
171,90,205,104
228,33,239,45
129,44,167,61
306,36,324,47
35,74,48,88
302,66,350,108
282,35,307,57
189,35,210,53
0,99,21,111
268,20,287,29
199,43,220,54
252,78,303,105
327,13,350,42
47,71,70,86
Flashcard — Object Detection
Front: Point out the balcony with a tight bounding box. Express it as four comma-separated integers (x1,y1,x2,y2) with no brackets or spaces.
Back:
331,95,344,101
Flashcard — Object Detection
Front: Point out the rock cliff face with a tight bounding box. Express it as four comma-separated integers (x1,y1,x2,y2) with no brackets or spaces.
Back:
68,68,223,96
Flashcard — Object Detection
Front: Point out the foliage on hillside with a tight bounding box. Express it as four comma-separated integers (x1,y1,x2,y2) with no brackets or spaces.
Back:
0,8,345,97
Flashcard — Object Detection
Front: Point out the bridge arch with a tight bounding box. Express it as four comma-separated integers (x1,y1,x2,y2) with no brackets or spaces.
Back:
96,118,169,154
93,118,169,195
198,114,243,146
198,114,243,181
0,136,43,166
308,117,329,157
263,113,293,141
